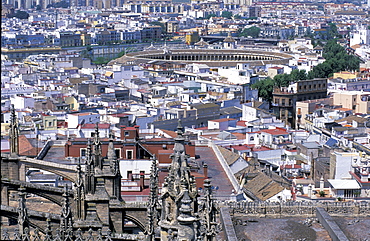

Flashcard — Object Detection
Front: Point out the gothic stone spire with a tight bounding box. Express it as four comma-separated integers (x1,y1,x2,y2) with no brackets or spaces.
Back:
93,123,103,169
9,104,19,156
85,138,96,195
17,186,28,235
159,119,199,241
148,156,159,240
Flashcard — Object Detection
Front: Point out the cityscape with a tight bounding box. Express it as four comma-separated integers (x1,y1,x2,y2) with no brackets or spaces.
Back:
1,0,370,240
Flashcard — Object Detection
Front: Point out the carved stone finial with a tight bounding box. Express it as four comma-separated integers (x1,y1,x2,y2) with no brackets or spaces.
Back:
9,104,19,156
176,119,184,137
17,186,28,235
107,133,116,161
60,184,72,238
148,156,159,240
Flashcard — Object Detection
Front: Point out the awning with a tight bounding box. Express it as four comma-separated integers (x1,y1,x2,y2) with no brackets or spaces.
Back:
105,71,113,77
325,138,338,147
328,179,360,189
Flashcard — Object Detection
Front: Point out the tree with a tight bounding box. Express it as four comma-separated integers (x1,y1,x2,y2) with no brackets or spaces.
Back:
205,14,216,19
117,50,125,58
251,77,275,102
7,10,29,19
221,11,233,19
47,0,69,8
238,26,261,38
233,14,243,19
93,57,109,65
290,69,307,82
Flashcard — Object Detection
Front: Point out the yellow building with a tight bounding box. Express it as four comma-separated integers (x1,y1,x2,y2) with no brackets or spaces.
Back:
333,91,370,114
1,123,10,135
333,71,359,80
65,96,80,111
78,31,92,46
43,115,57,131
185,31,199,45
295,98,333,129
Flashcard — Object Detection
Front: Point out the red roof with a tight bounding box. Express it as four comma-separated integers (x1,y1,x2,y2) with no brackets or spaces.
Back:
231,145,251,151
237,120,248,127
81,124,110,129
123,127,137,130
260,127,289,136
195,127,208,130
244,144,272,152
281,164,302,169
209,118,236,123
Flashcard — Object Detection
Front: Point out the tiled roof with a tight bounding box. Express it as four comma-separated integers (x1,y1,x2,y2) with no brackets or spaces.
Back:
334,115,368,124
209,118,236,123
81,123,110,129
243,172,286,201
260,127,289,136
216,145,241,166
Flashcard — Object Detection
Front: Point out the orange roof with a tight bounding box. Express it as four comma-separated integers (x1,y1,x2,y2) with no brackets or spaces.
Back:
260,127,289,136
209,118,236,123
335,107,352,111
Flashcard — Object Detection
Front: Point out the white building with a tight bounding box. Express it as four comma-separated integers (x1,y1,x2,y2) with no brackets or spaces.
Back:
332,151,359,180
10,95,35,109
67,112,100,129
208,118,237,131
350,26,370,46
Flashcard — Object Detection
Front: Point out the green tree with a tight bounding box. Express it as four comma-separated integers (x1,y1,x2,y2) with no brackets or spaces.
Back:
150,21,166,34
205,14,216,19
307,40,361,79
290,69,307,82
93,57,109,65
8,10,29,19
117,50,125,58
251,77,275,102
238,26,261,38
221,11,233,19
233,14,243,19
273,73,290,87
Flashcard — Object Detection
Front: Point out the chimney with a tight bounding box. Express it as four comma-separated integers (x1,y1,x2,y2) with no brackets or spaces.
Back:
203,163,208,179
140,171,145,191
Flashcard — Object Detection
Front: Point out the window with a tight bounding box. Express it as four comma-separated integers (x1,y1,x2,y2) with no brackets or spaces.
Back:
250,136,254,141
115,149,121,158
49,121,52,127
124,131,129,136
127,170,132,180
80,148,87,157
126,150,133,159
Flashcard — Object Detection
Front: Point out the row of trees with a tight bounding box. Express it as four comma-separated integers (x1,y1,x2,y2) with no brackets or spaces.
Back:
252,40,361,102
238,26,261,38
203,11,257,20
7,10,29,19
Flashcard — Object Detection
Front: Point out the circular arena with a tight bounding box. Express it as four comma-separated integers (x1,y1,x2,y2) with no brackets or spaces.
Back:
112,49,294,67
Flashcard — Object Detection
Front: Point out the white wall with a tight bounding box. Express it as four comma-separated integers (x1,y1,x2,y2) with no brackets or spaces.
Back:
242,105,258,122
334,152,359,179
120,159,152,179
